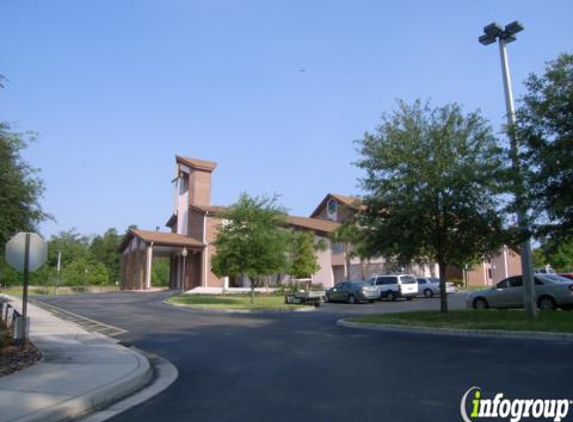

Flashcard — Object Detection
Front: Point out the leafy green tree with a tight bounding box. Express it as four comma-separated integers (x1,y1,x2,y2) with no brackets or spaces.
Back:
288,231,321,280
151,258,171,286
517,53,573,239
0,122,50,247
61,259,109,288
211,194,289,303
535,236,573,272
90,228,122,283
47,229,90,269
333,217,375,281
356,100,508,312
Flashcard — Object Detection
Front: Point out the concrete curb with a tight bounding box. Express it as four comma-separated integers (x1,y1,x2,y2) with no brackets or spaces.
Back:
1,298,154,422
16,348,154,422
336,319,573,342
74,350,178,422
163,300,317,313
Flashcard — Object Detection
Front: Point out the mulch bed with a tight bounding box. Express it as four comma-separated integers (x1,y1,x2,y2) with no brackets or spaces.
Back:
0,337,41,377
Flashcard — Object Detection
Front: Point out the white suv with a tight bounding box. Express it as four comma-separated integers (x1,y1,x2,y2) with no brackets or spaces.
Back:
368,274,418,301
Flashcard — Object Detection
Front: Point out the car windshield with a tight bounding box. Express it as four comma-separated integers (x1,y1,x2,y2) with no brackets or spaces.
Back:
536,274,571,284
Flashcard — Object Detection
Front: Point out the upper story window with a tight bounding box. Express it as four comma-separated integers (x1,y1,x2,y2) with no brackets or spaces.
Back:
326,198,338,221
332,242,345,255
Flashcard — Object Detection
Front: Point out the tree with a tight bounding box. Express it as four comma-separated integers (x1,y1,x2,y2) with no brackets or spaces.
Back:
333,218,373,281
355,100,508,312
288,231,321,281
90,228,122,283
61,259,109,288
211,194,289,303
0,122,50,248
517,53,573,239
534,236,573,272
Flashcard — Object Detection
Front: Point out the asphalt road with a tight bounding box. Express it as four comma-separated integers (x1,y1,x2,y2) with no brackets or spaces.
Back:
36,292,573,422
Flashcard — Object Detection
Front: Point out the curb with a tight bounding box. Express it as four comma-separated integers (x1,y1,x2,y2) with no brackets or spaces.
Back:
336,319,573,342
6,300,154,422
163,300,317,313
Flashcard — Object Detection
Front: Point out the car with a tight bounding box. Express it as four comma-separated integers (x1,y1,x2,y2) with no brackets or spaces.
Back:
325,281,380,304
367,274,418,301
558,273,573,281
467,273,573,311
416,277,457,298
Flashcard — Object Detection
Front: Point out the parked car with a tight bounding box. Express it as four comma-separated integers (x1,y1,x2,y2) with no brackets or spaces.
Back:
467,273,573,311
416,277,457,298
325,281,380,304
367,274,418,301
558,273,573,281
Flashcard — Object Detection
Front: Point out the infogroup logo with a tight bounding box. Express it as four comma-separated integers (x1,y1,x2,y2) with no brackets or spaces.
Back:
460,387,572,422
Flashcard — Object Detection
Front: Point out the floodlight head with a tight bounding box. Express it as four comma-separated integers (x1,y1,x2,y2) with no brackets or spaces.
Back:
502,34,517,44
479,34,496,46
505,21,524,35
484,22,503,37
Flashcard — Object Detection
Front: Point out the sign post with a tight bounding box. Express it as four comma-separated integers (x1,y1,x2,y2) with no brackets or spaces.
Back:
5,232,48,347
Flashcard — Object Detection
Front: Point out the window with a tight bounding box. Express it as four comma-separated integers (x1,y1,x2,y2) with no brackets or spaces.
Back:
496,279,510,289
417,279,426,285
332,242,345,255
401,276,417,284
508,276,523,288
380,277,397,285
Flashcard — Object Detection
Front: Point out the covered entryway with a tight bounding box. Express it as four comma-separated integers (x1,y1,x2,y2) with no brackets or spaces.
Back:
118,229,204,290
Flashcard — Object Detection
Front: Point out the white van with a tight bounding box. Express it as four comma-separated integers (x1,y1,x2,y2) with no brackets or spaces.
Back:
368,274,419,301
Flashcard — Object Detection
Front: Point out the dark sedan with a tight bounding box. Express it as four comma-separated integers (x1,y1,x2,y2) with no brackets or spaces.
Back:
325,281,380,304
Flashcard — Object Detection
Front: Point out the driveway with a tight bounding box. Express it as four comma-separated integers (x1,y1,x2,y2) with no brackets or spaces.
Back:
35,292,573,422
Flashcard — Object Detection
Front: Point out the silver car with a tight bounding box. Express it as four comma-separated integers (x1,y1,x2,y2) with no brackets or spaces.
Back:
417,277,457,298
467,274,573,311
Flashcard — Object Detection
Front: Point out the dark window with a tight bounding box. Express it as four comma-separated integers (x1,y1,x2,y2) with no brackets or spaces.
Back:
496,279,510,289
401,276,417,284
417,279,426,285
508,276,523,288
534,277,544,286
380,277,397,285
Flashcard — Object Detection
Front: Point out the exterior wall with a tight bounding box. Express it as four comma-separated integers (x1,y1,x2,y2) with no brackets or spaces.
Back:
189,169,212,207
313,237,334,288
205,215,223,287
187,208,205,241
120,237,147,290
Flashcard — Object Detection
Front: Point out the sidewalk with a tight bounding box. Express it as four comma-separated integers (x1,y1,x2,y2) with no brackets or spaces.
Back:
0,298,152,422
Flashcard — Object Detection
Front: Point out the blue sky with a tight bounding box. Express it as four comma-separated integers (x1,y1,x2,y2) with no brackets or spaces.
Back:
1,0,571,238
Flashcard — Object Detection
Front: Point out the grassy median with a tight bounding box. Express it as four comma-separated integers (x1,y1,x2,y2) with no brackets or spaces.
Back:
347,310,573,333
166,294,307,311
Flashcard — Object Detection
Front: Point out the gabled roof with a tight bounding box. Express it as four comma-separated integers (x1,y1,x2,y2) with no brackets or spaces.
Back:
285,216,340,236
118,229,204,253
310,193,363,218
176,155,217,172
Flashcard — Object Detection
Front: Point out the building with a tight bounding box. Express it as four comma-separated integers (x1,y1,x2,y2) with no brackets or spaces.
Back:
118,156,340,290
118,155,520,290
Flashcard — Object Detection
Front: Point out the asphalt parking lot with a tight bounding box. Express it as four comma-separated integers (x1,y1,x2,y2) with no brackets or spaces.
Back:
34,291,573,422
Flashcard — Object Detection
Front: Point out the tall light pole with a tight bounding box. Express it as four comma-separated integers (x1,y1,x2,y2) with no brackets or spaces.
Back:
479,21,537,318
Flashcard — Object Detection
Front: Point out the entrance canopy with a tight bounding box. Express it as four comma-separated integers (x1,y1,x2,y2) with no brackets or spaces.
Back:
118,229,204,290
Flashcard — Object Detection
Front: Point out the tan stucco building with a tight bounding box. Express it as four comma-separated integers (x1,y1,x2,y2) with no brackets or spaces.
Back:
119,155,520,290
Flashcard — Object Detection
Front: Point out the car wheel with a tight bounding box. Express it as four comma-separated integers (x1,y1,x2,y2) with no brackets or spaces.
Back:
473,297,489,310
387,291,397,301
368,299,375,304
406,297,413,301
347,294,357,304
538,295,557,311
424,289,434,298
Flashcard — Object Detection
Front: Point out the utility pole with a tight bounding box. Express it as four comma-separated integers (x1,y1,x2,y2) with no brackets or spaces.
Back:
479,21,537,318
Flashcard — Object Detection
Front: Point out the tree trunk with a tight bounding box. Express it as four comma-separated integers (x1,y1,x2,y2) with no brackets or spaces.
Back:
439,261,448,313
250,277,256,304
360,259,365,281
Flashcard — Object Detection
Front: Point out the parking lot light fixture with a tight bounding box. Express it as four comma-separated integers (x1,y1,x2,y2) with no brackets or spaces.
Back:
478,20,537,318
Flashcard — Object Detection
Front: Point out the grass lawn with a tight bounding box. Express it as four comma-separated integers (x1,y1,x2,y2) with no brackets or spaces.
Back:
166,294,307,311
347,310,573,333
